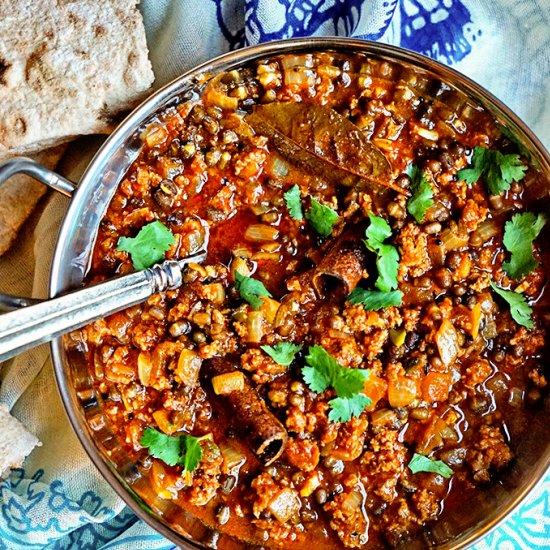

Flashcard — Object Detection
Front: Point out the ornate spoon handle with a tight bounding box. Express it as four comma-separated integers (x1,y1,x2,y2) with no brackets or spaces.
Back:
0,254,205,362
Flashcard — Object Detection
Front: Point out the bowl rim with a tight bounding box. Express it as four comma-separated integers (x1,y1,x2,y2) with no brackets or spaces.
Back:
49,36,550,550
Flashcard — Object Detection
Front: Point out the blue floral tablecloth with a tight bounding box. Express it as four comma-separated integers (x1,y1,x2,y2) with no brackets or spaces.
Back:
1,1,549,549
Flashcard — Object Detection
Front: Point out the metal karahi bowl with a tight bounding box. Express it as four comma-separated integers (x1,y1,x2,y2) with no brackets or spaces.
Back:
11,38,547,548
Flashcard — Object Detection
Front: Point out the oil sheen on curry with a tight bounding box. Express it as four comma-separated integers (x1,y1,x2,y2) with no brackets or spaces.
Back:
82,51,549,548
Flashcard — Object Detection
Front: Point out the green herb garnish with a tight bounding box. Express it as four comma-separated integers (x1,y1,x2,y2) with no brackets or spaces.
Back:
364,213,400,292
407,165,434,223
260,342,303,366
328,395,372,423
303,345,370,397
348,288,403,310
305,198,340,238
284,184,304,221
502,212,546,280
234,271,272,310
141,427,205,473
490,282,533,329
302,345,371,423
408,453,453,478
458,146,527,195
117,220,175,270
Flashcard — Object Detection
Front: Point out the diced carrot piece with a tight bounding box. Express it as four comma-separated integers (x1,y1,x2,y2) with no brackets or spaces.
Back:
470,302,482,339
388,375,419,408
422,371,453,402
363,374,388,411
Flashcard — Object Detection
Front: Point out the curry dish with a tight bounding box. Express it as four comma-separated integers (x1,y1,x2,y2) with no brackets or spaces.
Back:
81,51,549,548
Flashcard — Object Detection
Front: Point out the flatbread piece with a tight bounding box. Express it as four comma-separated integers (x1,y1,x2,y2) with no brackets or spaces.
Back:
0,0,154,157
0,403,41,478
0,145,66,255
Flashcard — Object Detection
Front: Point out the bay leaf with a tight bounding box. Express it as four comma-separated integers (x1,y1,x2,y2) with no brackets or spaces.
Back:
246,102,405,196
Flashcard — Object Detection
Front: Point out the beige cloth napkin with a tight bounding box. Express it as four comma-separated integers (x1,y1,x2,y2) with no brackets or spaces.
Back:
0,136,123,511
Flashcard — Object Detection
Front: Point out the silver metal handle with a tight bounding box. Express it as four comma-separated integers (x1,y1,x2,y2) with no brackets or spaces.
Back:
0,156,76,197
0,255,204,362
0,157,78,313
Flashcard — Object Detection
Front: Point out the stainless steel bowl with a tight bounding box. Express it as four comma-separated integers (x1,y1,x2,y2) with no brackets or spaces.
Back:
5,38,549,549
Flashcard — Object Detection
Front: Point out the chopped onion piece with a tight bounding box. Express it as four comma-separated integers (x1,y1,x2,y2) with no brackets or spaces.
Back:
258,296,281,324
284,68,314,86
219,441,247,469
152,409,176,435
151,461,179,499
252,252,281,262
435,319,460,367
176,350,202,386
137,351,153,386
268,488,301,523
247,310,265,343
440,228,469,251
250,204,271,215
245,224,279,242
370,408,396,426
476,219,499,242
212,371,245,395
271,157,289,177
341,491,363,513
300,471,322,497
281,54,313,69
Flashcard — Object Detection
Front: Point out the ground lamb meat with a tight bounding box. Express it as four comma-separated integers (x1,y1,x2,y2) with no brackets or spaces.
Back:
397,223,432,278
187,441,223,505
285,437,320,472
411,488,440,522
241,348,288,383
326,416,369,462
361,428,407,502
466,425,514,483
324,488,369,548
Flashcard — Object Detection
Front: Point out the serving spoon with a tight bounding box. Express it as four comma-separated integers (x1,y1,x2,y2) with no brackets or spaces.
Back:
0,250,207,363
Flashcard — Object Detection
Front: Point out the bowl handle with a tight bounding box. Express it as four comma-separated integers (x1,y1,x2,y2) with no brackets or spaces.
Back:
0,156,77,312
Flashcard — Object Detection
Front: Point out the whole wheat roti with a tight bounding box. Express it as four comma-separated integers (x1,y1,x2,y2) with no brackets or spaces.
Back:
0,0,154,157
0,403,41,478
0,146,66,255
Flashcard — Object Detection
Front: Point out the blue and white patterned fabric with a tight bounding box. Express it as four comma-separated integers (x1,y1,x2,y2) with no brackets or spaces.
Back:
0,1,549,549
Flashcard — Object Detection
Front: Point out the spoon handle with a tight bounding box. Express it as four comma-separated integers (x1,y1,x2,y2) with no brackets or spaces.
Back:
0,257,201,363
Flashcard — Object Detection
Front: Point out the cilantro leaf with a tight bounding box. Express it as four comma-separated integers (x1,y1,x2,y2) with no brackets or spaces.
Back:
328,394,372,423
260,342,303,366
117,221,175,270
457,146,486,185
141,427,182,466
348,288,403,310
490,282,533,329
502,212,546,280
302,346,339,394
406,165,434,223
305,198,340,238
365,213,392,246
181,436,203,473
375,245,400,292
303,345,370,399
458,146,528,195
364,214,400,292
284,185,304,221
141,427,204,473
234,271,272,310
408,453,453,478
302,345,370,422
